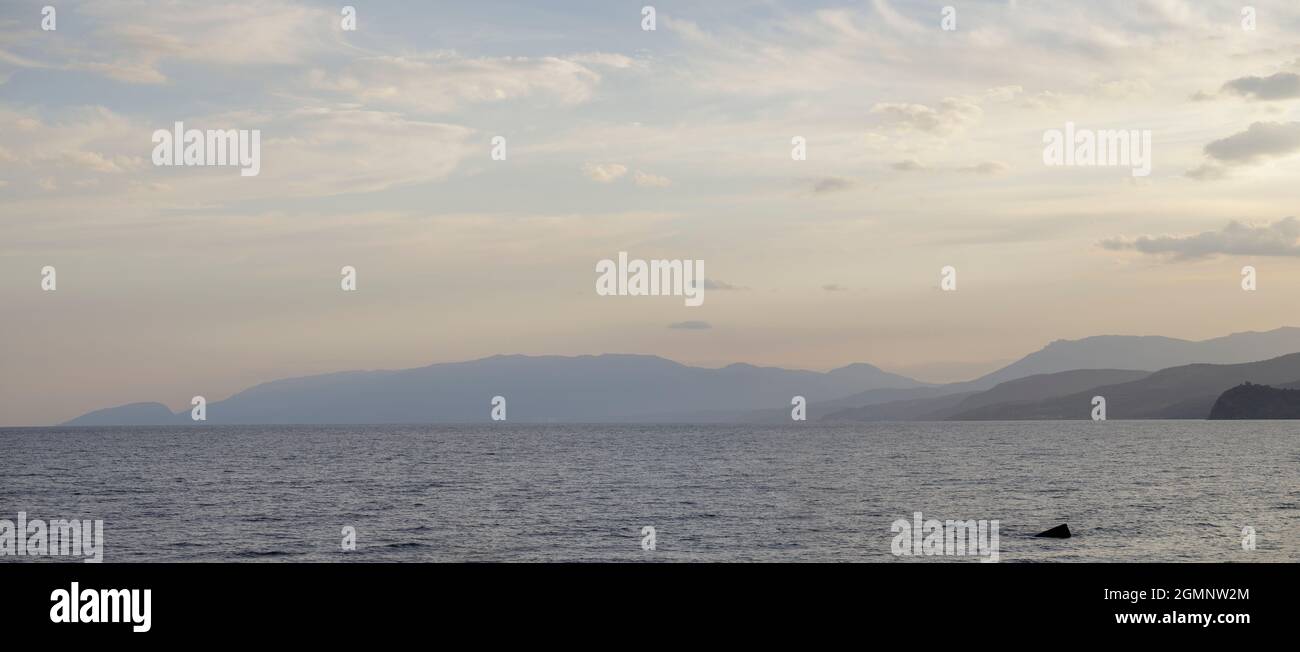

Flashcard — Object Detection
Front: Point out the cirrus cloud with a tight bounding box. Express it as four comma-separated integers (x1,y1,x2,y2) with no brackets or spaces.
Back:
307,52,627,114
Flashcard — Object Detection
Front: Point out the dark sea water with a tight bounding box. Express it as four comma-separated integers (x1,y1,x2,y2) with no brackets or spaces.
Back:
1,421,1296,562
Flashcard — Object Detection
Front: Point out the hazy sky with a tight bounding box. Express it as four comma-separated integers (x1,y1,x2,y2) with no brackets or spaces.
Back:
5,0,1300,425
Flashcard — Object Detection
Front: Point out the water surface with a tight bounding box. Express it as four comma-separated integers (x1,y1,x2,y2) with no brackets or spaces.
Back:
1,421,1295,562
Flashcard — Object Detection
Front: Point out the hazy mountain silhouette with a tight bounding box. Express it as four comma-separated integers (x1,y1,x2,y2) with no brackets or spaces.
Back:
62,354,924,426
65,402,179,426
823,369,1150,421
787,327,1300,420
972,327,1300,386
950,353,1300,419
62,327,1300,425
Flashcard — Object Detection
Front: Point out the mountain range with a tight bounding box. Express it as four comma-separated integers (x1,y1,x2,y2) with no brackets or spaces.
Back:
63,327,1300,425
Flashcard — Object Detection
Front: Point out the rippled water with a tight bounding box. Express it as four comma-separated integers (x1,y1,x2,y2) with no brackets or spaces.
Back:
1,421,1295,562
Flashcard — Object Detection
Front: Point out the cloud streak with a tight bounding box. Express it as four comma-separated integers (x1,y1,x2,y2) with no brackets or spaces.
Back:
871,97,982,136
1203,122,1300,164
1101,217,1300,260
668,320,712,330
1220,72,1300,100
812,177,853,193
307,52,623,114
582,162,628,183
1187,122,1300,180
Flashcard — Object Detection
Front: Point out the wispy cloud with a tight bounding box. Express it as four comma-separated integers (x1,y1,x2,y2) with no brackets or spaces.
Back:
1220,72,1300,100
871,97,982,136
812,177,853,193
582,162,628,183
632,170,672,187
668,320,712,330
307,52,623,113
1187,122,1300,180
703,279,746,291
890,159,927,172
1101,217,1300,260
1204,122,1300,164
957,160,1010,175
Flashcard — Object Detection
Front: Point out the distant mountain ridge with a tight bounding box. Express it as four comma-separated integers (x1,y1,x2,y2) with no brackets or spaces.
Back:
62,327,1300,425
823,369,1151,421
63,354,926,426
973,328,1300,386
790,327,1300,420
950,353,1300,420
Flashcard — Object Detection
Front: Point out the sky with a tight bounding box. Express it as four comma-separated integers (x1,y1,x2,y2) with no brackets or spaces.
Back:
4,0,1300,425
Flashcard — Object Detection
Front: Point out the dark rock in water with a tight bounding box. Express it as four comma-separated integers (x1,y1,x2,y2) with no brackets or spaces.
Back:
1034,524,1071,538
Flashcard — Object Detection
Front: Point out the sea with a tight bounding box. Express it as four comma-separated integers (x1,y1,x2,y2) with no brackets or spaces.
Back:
1,421,1296,562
